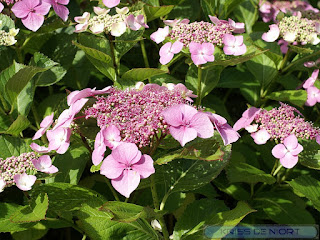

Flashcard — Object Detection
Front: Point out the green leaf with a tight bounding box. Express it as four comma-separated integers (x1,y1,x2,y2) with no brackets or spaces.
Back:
73,41,116,81
266,90,307,107
11,222,48,240
0,114,11,132
76,204,159,240
11,193,49,223
217,67,259,89
173,199,229,240
246,53,278,88
233,0,259,33
0,13,15,31
0,203,35,232
30,183,105,213
185,64,224,99
16,79,36,116
100,201,159,223
167,0,201,22
299,140,320,170
0,46,17,70
200,0,217,20
4,115,30,136
222,0,245,18
46,136,90,185
115,29,144,60
30,52,67,87
0,135,31,158
155,134,226,165
5,65,46,104
144,4,174,22
289,175,320,212
226,162,276,184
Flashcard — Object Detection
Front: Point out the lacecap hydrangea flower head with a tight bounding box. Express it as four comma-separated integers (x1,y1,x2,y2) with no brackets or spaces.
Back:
30,82,239,198
234,103,320,168
150,16,247,66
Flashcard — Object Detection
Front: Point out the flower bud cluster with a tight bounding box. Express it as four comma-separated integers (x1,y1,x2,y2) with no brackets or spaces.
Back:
0,152,37,188
0,21,19,46
254,103,320,142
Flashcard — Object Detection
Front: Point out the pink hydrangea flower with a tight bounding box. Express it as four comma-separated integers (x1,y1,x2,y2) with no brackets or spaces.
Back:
74,12,90,33
92,129,107,166
32,155,58,174
262,24,280,42
100,142,155,198
162,104,214,147
103,125,122,149
150,26,169,44
303,69,319,89
316,135,320,145
206,113,240,145
32,113,54,140
189,42,215,66
13,173,37,191
47,127,72,154
0,3,4,13
272,134,303,168
251,129,271,145
126,14,149,31
233,107,261,131
43,0,69,22
102,0,120,8
223,34,247,56
305,86,320,106
159,41,184,65
12,0,51,32
30,143,50,153
228,18,245,33
172,83,197,102
0,178,6,192
67,87,111,106
163,18,189,27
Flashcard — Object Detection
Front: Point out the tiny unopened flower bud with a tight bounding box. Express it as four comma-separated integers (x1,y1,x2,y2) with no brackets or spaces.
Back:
151,220,162,232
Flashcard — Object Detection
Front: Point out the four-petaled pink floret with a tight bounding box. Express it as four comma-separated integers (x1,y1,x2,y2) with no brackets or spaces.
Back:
262,24,280,42
223,34,247,56
32,155,58,174
159,41,184,65
14,173,37,191
189,42,215,66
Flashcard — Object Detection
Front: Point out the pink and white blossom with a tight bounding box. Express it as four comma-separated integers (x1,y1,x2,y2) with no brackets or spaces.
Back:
189,42,215,66
67,87,111,106
115,7,129,15
150,26,169,44
102,0,120,8
163,18,189,27
233,107,261,131
0,178,6,192
74,12,90,33
47,127,72,154
206,113,240,145
305,86,320,106
162,104,214,147
14,173,37,191
228,18,245,33
12,0,51,32
32,113,54,140
103,125,122,149
251,129,271,145
173,83,197,102
303,69,319,89
92,129,107,166
272,134,303,168
159,41,183,65
262,24,280,42
100,142,155,198
43,0,69,22
30,143,50,153
93,7,109,15
223,34,247,56
111,21,127,37
126,14,148,31
245,124,258,133
32,155,58,174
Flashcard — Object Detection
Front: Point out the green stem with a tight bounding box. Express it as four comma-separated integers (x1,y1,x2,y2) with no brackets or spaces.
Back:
150,175,170,240
250,183,255,198
108,34,119,79
196,65,203,106
272,165,282,177
105,178,120,201
140,40,150,69
0,94,9,113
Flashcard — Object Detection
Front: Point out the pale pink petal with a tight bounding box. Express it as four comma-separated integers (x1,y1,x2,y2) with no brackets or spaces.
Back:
69,98,88,116
92,145,106,166
272,143,287,159
40,113,54,128
223,34,235,46
201,42,215,55
223,46,235,55
45,165,59,174
0,3,4,13
34,1,51,15
190,112,214,139
160,53,174,65
159,42,171,57
303,69,319,89
217,124,240,145
150,26,169,44
280,153,298,168
47,127,71,154
283,135,298,151
100,155,125,179
22,13,45,32
58,0,69,5
53,4,69,22
290,143,303,156
262,24,280,42
32,155,58,174
203,54,215,62
111,169,140,198
126,14,141,31
74,12,90,24
170,41,183,54
189,42,201,55
11,0,36,18
30,143,50,153
0,178,6,192
103,0,120,8
103,125,121,149
131,154,155,179
161,105,184,127
32,128,46,140
233,44,247,56
111,21,126,37
251,129,270,145
91,86,111,95
316,135,320,145
67,88,91,106
75,23,88,32
233,117,248,131
136,15,148,28
14,173,37,191
169,125,198,147
191,53,207,66
111,142,141,165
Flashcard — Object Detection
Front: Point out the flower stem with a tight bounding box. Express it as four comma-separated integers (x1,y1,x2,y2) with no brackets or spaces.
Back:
150,175,170,240
140,40,150,69
196,65,203,106
105,178,120,201
108,34,119,80
272,165,282,176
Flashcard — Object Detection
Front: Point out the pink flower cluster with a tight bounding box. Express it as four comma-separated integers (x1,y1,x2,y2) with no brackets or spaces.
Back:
302,69,320,106
2,0,70,32
234,103,320,168
0,152,58,192
150,16,246,66
74,4,148,36
259,0,318,23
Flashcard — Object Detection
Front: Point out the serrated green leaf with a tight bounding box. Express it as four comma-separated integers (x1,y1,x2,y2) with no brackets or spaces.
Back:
11,193,49,223
226,162,276,184
289,175,320,212
299,140,320,170
266,90,307,107
114,29,144,60
4,115,30,136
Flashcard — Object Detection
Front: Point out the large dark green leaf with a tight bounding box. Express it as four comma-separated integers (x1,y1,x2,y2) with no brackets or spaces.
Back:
144,4,174,22
0,135,31,158
266,90,307,107
299,140,320,170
